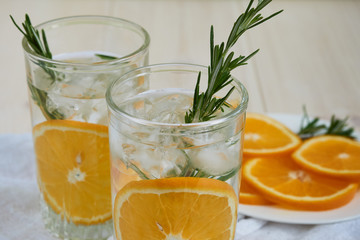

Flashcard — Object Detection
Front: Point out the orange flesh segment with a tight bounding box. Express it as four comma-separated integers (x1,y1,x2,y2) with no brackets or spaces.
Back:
33,120,111,225
293,136,360,179
244,113,301,156
239,179,273,205
243,156,358,210
114,177,238,240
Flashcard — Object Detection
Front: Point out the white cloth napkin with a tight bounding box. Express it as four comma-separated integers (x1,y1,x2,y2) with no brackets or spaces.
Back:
0,134,57,240
0,134,359,240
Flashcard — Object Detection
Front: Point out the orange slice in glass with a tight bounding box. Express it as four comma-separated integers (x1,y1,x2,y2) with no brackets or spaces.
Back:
33,120,111,225
113,177,238,240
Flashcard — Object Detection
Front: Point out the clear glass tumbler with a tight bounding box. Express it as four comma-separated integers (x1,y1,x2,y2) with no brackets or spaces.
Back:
106,63,248,240
22,15,150,240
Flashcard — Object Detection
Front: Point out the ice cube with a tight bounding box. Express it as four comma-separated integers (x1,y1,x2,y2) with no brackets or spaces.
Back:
46,91,108,124
147,93,193,123
191,132,226,147
129,99,153,119
189,146,239,176
52,71,115,99
33,68,54,90
45,92,76,119
83,99,108,125
130,146,186,179
151,111,184,123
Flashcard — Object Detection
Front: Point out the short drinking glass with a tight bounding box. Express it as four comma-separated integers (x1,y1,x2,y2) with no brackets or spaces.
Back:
23,15,150,240
106,63,248,240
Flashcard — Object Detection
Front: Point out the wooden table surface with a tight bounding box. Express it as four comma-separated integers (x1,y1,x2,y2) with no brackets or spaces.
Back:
1,0,360,133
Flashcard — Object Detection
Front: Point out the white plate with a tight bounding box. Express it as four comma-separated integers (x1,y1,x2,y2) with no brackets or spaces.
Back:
238,113,360,225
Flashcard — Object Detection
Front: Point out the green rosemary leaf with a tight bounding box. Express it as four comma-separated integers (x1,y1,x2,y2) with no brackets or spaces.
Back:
27,82,64,120
95,53,118,60
298,106,326,139
217,166,241,182
179,149,192,177
249,9,283,29
128,162,150,180
11,14,64,120
298,106,356,140
209,87,235,117
185,0,282,123
42,29,52,59
325,115,356,139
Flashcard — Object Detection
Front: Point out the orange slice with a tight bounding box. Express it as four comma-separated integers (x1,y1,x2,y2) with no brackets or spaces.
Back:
293,136,360,180
111,159,140,193
239,178,272,205
114,177,238,240
33,120,111,225
242,156,358,210
244,113,301,157
239,157,272,205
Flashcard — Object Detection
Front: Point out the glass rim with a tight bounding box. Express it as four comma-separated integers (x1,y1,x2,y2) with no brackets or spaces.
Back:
106,63,249,129
22,15,150,67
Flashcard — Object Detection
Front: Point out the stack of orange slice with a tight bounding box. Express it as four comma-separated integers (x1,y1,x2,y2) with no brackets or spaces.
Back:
239,113,360,210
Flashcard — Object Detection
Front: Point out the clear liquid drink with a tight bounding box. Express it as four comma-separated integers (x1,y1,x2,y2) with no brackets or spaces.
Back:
22,16,149,240
106,64,248,240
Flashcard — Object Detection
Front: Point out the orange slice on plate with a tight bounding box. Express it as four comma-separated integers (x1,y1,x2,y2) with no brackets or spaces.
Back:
239,158,272,205
243,113,301,157
33,120,111,225
242,156,358,210
293,135,360,180
114,177,238,240
239,178,273,205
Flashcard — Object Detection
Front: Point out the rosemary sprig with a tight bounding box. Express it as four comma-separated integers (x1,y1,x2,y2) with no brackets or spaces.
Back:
326,116,356,138
11,14,64,120
298,106,356,140
10,14,52,59
10,14,56,79
27,81,65,120
298,106,326,140
185,0,283,123
11,15,120,121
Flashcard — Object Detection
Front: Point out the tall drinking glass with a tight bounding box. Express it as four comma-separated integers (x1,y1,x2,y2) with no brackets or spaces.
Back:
106,63,248,240
22,15,150,240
